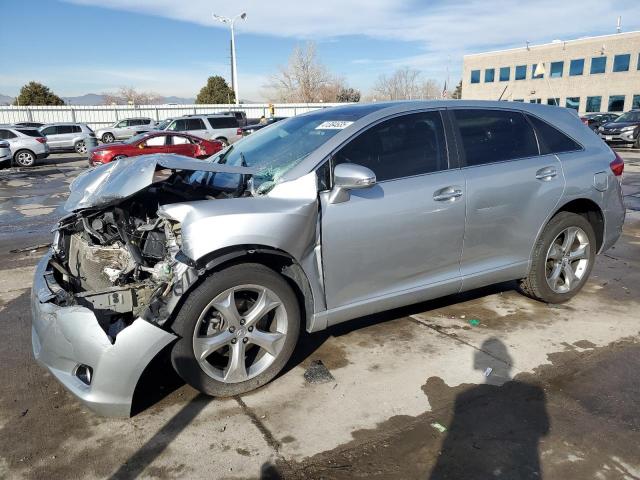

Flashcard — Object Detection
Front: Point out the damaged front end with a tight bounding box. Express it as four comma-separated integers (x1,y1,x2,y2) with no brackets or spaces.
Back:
31,154,258,416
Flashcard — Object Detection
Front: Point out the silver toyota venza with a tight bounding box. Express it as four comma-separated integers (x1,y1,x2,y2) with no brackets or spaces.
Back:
32,101,625,416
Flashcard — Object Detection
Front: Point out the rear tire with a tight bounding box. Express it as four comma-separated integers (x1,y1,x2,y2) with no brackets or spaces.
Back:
102,133,115,143
171,263,300,397
519,212,596,303
74,141,87,154
13,149,36,167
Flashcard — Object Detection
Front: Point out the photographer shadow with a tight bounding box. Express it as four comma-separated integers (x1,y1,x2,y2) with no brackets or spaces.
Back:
427,338,549,480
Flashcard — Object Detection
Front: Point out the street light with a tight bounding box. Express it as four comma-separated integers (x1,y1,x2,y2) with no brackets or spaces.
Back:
213,12,247,105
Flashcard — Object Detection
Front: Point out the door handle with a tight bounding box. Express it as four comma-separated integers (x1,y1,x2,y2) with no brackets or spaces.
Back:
535,167,558,181
433,187,463,201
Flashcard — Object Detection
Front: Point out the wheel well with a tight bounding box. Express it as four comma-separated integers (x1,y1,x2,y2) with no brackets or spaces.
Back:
215,137,228,142
553,199,604,251
197,246,314,331
13,149,34,159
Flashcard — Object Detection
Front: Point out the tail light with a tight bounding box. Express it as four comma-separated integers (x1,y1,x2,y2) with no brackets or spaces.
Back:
35,137,47,144
610,151,624,177
236,128,243,136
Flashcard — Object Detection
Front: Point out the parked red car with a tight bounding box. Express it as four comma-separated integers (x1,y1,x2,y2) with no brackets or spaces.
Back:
89,131,223,166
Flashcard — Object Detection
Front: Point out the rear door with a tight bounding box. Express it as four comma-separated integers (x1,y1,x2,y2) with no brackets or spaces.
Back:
168,134,198,157
207,117,239,142
57,125,76,148
320,110,465,311
451,108,566,289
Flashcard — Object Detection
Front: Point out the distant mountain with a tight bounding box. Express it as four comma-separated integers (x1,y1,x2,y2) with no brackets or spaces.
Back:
62,93,106,105
0,94,14,105
161,96,195,105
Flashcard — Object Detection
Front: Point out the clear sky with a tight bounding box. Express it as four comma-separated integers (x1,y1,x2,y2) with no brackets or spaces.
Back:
1,0,638,101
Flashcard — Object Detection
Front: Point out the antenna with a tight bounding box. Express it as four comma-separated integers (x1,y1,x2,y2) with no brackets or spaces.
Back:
616,16,622,33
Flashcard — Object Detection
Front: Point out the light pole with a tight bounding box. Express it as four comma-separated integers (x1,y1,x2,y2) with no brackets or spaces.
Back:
213,12,247,105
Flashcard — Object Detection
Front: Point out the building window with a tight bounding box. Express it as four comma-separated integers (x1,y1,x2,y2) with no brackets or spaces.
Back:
471,70,480,84
608,95,625,112
547,98,560,106
633,95,640,110
485,68,495,82
565,97,580,110
515,65,527,80
499,67,510,81
612,54,630,72
530,98,541,104
586,96,602,112
590,56,607,74
569,59,584,76
532,64,544,79
550,61,564,78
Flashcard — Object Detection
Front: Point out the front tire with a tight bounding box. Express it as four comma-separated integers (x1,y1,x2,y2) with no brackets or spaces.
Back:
171,263,300,397
519,212,596,303
102,133,115,143
13,149,36,167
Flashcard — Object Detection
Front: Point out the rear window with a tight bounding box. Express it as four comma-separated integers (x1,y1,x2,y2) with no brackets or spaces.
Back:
17,129,43,138
453,109,539,166
208,117,238,129
526,115,582,154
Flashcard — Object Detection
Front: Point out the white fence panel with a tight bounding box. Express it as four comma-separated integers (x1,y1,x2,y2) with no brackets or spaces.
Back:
0,103,345,129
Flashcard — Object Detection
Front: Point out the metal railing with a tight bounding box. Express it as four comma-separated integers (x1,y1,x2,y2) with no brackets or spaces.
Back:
0,103,345,129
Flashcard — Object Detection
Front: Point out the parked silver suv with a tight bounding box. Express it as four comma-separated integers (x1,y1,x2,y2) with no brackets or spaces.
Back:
0,126,49,167
164,114,241,146
39,123,95,154
94,118,156,143
32,101,625,416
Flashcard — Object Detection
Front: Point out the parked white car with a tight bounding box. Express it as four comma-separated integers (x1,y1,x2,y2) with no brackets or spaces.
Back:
39,123,96,154
164,114,241,146
0,126,49,167
0,140,11,168
94,118,156,143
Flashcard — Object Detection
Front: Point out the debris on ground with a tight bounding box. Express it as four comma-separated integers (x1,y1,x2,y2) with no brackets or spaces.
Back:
430,422,447,433
304,360,335,384
468,319,480,327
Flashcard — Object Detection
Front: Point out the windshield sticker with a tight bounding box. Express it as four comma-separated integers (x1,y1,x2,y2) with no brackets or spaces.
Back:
315,121,354,130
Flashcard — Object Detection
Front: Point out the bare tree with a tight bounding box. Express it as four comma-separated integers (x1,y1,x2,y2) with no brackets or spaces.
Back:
102,86,162,105
372,68,442,101
266,42,348,103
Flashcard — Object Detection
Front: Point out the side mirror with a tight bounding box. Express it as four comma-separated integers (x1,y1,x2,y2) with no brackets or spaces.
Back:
329,163,376,204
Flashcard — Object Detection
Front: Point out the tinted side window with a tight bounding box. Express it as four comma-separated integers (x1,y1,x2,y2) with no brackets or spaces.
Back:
41,126,57,136
0,129,17,139
186,118,206,130
208,117,238,129
16,129,43,138
333,111,448,182
58,125,74,134
72,125,82,133
169,119,188,131
526,115,582,155
454,109,538,166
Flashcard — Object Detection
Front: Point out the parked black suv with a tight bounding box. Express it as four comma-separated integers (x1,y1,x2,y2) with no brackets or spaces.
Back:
580,113,618,131
598,110,640,148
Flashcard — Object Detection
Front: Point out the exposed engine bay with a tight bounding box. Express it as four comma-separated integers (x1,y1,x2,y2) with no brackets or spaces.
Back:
48,168,251,342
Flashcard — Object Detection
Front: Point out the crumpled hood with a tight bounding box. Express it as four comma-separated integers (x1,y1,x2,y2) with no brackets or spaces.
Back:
64,154,256,212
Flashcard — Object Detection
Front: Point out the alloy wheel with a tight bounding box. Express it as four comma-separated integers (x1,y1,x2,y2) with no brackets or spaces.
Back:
545,226,591,294
103,133,114,143
192,284,288,383
15,151,35,167
75,141,87,154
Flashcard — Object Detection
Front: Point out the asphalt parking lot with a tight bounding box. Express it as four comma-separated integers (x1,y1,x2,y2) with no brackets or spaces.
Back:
1,151,640,479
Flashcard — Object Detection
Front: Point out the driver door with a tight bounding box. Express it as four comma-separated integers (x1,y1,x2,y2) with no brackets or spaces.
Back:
320,110,465,314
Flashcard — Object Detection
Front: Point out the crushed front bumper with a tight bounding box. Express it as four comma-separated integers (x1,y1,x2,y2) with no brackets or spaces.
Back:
31,252,176,417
